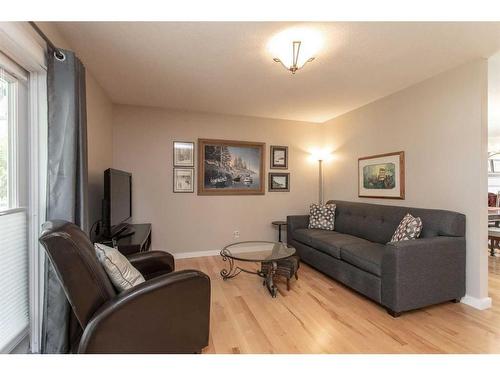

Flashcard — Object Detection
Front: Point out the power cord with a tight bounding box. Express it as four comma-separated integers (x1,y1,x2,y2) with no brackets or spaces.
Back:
89,219,102,242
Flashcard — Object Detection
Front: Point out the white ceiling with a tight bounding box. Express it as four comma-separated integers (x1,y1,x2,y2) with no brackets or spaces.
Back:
55,22,500,123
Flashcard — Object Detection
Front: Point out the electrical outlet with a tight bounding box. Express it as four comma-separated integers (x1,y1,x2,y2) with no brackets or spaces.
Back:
233,230,240,239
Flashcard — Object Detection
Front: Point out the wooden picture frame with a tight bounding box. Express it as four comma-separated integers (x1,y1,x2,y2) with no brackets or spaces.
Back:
358,151,405,199
268,172,290,192
173,141,195,167
270,145,288,169
173,168,194,193
197,138,265,195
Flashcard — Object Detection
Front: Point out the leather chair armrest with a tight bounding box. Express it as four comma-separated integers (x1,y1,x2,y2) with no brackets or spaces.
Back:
78,269,211,353
127,250,175,279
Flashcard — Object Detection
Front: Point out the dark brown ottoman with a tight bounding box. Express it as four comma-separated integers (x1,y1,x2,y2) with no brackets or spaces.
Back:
261,255,300,291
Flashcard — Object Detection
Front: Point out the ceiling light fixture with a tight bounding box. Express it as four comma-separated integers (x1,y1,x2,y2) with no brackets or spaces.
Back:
268,27,323,74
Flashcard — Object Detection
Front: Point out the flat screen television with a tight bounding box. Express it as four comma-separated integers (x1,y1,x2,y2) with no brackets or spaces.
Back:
102,168,132,238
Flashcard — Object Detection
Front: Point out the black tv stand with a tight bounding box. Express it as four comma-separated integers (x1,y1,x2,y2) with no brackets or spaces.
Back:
115,227,135,239
95,223,152,256
110,222,131,238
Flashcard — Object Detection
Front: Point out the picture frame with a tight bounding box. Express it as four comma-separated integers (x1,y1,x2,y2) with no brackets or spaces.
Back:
173,141,195,167
173,168,194,193
270,145,288,169
197,138,265,195
493,160,500,174
268,172,290,192
358,151,405,199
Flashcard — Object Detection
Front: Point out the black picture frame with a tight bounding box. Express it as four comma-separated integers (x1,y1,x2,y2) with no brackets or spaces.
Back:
268,172,290,192
173,141,195,167
270,145,288,169
173,168,194,193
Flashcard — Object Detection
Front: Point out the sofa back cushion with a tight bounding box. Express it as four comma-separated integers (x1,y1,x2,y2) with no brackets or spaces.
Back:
332,200,465,244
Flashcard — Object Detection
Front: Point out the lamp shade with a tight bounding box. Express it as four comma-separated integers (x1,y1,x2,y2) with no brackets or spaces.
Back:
310,148,333,161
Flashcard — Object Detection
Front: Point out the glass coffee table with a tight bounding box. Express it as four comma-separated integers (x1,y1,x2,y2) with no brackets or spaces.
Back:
220,241,296,298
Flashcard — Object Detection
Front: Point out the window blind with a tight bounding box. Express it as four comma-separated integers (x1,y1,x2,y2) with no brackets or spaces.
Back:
0,209,28,353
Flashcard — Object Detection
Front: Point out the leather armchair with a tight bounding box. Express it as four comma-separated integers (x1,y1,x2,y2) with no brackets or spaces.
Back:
39,220,211,354
127,251,175,280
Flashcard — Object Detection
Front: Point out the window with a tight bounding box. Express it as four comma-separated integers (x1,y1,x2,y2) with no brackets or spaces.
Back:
0,61,29,353
0,69,16,210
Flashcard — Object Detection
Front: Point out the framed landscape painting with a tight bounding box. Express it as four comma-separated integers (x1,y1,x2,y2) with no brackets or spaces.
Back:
173,141,194,167
197,139,265,195
270,145,288,169
268,172,290,192
358,151,405,199
173,168,194,193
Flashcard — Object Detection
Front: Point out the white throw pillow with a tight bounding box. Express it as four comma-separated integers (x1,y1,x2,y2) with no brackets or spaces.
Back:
94,243,145,291
389,213,423,243
308,203,336,231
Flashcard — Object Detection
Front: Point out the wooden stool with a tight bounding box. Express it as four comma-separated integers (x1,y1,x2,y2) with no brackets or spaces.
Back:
261,256,300,291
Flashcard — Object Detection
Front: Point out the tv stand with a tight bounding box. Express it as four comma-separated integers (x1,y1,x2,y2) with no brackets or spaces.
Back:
97,223,152,256
111,222,131,237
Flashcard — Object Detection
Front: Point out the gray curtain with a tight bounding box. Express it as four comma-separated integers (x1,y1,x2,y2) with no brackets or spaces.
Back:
41,47,88,354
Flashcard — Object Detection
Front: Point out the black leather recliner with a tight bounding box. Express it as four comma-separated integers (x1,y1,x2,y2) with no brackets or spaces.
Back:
39,220,211,353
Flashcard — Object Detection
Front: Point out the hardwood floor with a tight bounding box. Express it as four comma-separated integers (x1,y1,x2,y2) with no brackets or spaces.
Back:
177,255,500,354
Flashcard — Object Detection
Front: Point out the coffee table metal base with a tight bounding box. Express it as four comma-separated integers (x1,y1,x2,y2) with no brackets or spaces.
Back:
220,255,278,298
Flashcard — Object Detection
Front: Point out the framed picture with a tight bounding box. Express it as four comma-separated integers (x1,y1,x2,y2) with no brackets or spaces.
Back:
493,160,500,173
197,138,265,195
268,172,290,192
173,168,194,193
270,145,288,169
358,151,405,199
173,141,195,167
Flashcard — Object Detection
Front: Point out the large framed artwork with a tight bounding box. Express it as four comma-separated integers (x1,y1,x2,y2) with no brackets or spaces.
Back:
198,138,265,195
358,151,405,199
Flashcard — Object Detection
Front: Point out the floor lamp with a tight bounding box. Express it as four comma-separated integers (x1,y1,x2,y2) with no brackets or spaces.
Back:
311,149,331,205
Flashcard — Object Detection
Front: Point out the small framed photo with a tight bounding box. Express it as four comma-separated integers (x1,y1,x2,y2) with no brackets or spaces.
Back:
270,145,288,169
268,172,290,192
173,168,194,193
493,160,500,173
173,141,195,167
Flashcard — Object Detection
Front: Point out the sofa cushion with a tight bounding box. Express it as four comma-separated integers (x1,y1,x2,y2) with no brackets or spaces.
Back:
293,228,370,259
340,242,386,276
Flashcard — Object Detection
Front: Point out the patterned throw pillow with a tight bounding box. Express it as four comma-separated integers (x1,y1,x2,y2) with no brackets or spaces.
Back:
95,243,145,292
309,203,336,231
390,213,423,242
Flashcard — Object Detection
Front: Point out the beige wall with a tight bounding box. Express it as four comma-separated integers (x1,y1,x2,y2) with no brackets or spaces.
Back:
322,59,489,304
112,105,322,253
36,23,114,226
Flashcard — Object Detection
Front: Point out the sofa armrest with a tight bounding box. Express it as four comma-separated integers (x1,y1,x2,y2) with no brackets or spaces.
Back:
381,236,466,313
78,269,211,353
127,250,175,280
287,215,310,243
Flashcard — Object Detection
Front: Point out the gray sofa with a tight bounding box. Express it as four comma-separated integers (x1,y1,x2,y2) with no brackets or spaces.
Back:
287,200,466,316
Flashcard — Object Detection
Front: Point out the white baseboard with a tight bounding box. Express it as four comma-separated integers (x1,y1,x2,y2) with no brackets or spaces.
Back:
460,295,492,310
174,249,220,259
173,243,282,259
